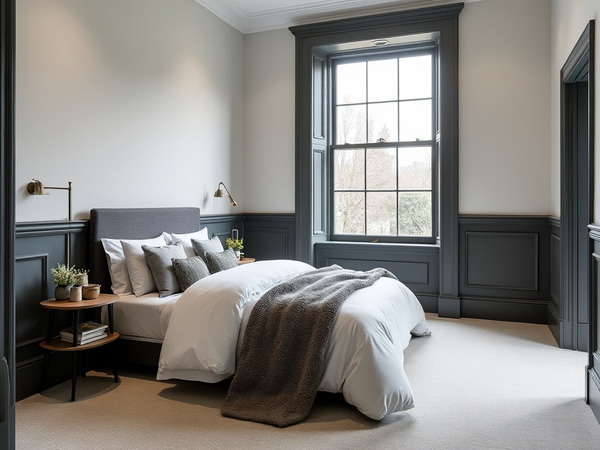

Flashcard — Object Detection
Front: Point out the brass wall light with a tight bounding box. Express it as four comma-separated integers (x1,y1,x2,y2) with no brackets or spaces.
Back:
27,179,72,220
214,181,238,206
27,179,73,265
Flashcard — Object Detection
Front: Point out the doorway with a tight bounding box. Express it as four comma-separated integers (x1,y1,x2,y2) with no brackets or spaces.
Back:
560,21,594,353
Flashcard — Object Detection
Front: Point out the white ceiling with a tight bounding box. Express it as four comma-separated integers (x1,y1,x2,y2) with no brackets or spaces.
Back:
194,0,474,34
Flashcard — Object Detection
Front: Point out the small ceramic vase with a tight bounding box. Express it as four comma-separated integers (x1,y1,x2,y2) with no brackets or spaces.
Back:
54,284,73,301
69,285,82,302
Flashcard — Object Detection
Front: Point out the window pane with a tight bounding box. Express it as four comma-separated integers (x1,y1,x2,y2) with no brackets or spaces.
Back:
399,55,432,100
336,104,366,144
367,192,397,235
398,147,432,190
367,102,398,143
368,59,397,102
367,147,396,190
336,62,366,104
398,192,432,236
334,149,365,190
399,99,432,141
334,192,365,234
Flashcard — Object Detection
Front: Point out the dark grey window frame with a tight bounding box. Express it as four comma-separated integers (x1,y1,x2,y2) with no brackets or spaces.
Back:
290,2,463,316
329,45,438,244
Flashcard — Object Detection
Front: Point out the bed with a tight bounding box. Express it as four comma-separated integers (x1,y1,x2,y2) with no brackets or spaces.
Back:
89,207,430,425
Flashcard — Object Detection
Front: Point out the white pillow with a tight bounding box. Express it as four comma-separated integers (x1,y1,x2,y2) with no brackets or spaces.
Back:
170,228,209,258
101,238,133,295
120,235,167,297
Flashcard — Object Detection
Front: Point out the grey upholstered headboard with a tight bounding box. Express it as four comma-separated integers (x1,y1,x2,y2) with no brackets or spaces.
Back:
89,207,201,294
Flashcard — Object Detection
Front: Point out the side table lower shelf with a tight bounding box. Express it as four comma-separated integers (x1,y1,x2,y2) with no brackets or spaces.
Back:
40,295,120,401
40,333,120,402
40,332,120,352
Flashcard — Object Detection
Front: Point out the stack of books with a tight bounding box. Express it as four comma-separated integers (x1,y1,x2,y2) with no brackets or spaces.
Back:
60,321,108,345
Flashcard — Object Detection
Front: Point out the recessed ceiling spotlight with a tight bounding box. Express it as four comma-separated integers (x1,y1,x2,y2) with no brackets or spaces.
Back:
371,39,389,47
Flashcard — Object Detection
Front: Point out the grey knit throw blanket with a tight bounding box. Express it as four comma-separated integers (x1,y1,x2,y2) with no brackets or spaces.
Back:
221,264,396,427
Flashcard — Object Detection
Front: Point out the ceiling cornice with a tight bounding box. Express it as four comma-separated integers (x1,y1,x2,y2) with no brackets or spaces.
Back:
194,0,469,34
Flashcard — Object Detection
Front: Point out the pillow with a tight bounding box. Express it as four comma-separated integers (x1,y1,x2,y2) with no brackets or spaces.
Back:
142,243,187,297
171,256,210,291
161,231,173,245
101,238,133,295
102,235,165,295
170,228,209,258
121,235,167,297
204,248,239,274
191,236,224,261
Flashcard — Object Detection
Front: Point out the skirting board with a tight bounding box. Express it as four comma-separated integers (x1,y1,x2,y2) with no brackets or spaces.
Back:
460,296,548,324
588,367,600,424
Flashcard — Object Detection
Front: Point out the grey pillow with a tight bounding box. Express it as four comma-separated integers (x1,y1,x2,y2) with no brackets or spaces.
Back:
205,248,239,274
142,243,187,297
172,256,210,291
191,236,224,262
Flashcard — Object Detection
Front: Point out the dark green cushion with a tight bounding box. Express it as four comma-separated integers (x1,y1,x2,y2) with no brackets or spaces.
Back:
171,256,210,291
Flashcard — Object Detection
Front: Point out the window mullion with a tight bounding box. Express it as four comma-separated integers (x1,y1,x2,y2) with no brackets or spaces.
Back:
363,147,368,235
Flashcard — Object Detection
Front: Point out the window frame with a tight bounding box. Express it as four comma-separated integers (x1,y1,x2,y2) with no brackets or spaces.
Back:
290,2,462,285
329,45,439,244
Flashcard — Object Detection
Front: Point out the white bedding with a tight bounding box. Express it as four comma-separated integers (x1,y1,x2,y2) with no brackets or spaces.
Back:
157,259,429,420
103,292,180,342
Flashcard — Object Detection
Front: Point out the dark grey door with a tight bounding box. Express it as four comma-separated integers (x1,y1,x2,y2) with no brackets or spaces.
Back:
0,0,16,447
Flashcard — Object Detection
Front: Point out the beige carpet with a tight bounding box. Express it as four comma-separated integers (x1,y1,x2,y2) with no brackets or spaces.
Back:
16,314,600,449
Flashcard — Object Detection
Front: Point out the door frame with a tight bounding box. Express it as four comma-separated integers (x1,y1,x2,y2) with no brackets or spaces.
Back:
560,20,595,352
0,0,16,447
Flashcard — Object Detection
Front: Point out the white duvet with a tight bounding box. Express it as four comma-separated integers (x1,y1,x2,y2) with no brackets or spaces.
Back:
157,260,429,420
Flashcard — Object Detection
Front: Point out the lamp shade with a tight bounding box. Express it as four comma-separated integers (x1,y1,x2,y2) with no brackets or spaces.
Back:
214,182,237,206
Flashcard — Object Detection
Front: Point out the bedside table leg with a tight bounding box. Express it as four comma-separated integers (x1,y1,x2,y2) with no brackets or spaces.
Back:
107,303,119,383
112,342,119,383
71,353,77,402
70,310,80,401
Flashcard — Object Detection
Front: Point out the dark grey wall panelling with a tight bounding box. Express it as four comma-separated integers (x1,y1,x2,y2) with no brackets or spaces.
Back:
201,214,244,246
589,223,600,420
15,221,89,401
15,213,560,401
14,214,295,400
549,217,561,342
314,241,440,312
243,214,295,261
459,216,552,324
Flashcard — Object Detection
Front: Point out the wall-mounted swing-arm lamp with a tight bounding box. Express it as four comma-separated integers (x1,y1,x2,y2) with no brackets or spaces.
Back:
27,179,72,221
214,181,238,206
27,179,73,266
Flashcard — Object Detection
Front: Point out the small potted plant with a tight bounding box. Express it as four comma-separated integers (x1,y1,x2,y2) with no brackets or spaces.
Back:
74,268,89,286
225,237,244,260
50,263,79,300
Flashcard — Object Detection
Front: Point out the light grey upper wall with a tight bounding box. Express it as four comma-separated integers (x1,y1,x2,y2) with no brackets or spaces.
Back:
16,0,568,219
243,29,296,213
16,0,244,221
550,0,600,221
243,0,553,215
459,0,551,215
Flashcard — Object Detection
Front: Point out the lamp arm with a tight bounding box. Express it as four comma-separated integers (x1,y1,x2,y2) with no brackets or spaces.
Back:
219,182,233,197
38,182,72,221
217,181,238,206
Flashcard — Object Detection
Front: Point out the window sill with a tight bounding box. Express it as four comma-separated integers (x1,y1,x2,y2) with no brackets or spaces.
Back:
314,240,439,253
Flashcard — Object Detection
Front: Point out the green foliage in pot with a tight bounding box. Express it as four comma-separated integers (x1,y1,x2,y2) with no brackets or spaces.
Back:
50,263,79,286
225,237,244,251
